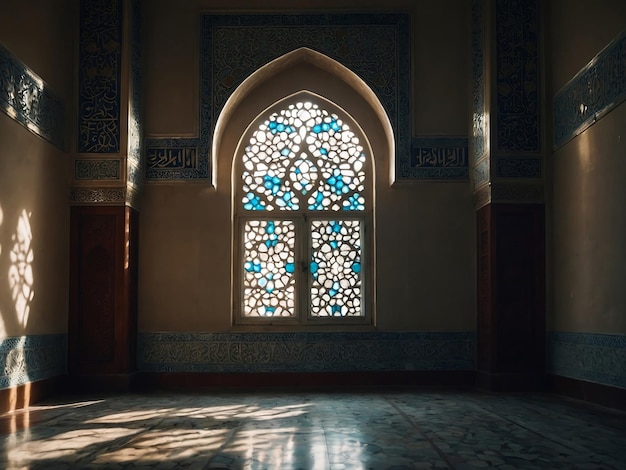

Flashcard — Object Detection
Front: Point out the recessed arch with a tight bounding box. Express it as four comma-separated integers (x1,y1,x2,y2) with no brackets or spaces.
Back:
212,47,395,188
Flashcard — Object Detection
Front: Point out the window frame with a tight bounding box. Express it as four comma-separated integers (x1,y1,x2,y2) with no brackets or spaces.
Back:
232,92,374,327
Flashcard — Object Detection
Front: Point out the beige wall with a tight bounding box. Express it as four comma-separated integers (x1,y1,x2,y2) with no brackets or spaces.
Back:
549,0,626,333
0,0,75,337
139,0,475,332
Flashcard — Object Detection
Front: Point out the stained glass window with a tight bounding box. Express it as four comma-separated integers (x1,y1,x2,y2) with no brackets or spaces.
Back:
237,99,370,322
242,101,366,212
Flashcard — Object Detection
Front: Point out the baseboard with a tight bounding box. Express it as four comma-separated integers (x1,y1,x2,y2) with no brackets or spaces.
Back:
0,376,66,414
550,375,626,411
134,370,476,392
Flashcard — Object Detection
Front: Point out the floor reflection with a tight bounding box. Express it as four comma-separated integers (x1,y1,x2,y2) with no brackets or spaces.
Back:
0,391,624,469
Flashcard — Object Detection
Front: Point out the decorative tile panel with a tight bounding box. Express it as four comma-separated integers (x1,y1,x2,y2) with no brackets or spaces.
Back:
138,332,475,373
553,31,626,150
127,0,144,191
78,0,122,153
409,137,468,179
495,0,540,152
495,156,542,178
0,42,66,150
549,332,626,389
146,13,410,182
146,146,199,175
75,159,121,180
473,185,491,209
70,187,126,204
473,158,489,188
0,335,66,390
471,0,486,163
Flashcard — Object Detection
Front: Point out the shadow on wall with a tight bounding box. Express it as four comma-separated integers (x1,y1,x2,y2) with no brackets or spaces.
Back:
0,204,35,395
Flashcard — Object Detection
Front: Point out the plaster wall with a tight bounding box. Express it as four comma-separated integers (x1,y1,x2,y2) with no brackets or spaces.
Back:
0,0,74,338
139,0,475,332
549,0,626,334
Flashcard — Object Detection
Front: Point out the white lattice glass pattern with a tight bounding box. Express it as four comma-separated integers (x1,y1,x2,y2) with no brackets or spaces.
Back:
242,220,296,317
310,220,363,317
242,102,366,212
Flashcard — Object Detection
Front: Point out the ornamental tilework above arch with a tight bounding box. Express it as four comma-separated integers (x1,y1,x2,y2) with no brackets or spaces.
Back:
146,13,411,181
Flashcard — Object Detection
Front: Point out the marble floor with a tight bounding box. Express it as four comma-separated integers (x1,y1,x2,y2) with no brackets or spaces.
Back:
0,390,624,469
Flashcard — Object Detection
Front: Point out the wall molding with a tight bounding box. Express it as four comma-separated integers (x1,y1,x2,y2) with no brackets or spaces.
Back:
138,331,475,373
554,31,626,150
548,332,626,390
0,42,66,150
0,335,66,390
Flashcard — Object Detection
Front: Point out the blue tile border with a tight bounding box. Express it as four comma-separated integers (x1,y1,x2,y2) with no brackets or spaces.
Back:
0,42,66,150
0,334,67,390
553,31,626,150
410,137,468,179
138,331,475,373
548,332,626,390
146,13,410,182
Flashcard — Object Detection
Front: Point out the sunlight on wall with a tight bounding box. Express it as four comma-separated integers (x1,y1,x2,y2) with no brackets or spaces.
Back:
8,209,34,327
6,337,27,387
0,202,3,334
0,202,3,256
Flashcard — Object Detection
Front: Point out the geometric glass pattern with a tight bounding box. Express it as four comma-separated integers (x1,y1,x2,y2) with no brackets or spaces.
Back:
310,220,363,317
242,101,366,212
238,99,369,322
242,220,296,317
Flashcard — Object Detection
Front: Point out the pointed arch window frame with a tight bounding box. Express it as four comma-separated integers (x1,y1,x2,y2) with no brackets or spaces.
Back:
232,92,375,326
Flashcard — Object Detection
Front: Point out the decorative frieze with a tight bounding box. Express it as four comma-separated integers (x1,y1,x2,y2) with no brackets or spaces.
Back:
409,137,468,179
147,13,410,181
0,42,66,150
553,31,626,150
138,332,475,373
75,159,121,180
495,156,542,178
549,332,626,389
0,335,66,390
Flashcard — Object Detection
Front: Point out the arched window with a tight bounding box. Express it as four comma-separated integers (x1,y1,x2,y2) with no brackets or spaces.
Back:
234,94,373,325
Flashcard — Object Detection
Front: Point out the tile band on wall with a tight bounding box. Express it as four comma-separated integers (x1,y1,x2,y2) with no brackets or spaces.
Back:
0,335,67,390
0,42,66,150
549,332,626,389
138,332,475,373
554,31,626,150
